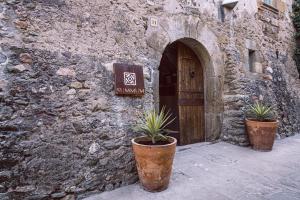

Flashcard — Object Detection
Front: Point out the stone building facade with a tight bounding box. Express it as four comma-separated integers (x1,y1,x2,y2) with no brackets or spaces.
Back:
0,0,300,199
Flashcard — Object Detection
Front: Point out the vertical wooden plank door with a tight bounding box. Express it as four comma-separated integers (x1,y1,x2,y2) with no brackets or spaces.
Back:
177,43,205,145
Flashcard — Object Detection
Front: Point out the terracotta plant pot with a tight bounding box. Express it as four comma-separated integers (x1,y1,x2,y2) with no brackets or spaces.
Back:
245,119,279,151
131,136,177,192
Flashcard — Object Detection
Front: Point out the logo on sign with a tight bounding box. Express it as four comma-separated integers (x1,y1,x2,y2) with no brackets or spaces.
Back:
124,72,136,86
114,63,144,96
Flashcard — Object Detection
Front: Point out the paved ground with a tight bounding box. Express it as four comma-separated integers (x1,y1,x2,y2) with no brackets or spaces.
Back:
84,135,300,200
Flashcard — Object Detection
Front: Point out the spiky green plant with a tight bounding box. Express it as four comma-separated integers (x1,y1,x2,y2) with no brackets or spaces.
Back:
246,102,275,122
135,107,175,144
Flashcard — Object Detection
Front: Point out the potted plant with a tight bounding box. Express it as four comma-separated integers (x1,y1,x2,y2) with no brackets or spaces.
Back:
245,101,278,151
132,107,177,192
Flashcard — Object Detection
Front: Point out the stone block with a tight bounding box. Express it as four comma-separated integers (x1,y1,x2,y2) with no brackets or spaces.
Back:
0,52,7,64
89,142,100,154
19,53,32,64
61,195,75,200
263,74,273,80
105,184,114,191
0,193,9,200
24,194,49,200
245,39,257,51
90,97,109,112
51,192,66,199
0,171,11,182
253,62,263,73
266,67,273,74
271,19,279,27
69,81,83,89
7,64,29,73
56,68,76,77
277,0,286,13
0,106,13,121
14,20,28,29
78,89,90,97
14,185,36,193
0,80,7,91
146,31,169,53
66,89,76,95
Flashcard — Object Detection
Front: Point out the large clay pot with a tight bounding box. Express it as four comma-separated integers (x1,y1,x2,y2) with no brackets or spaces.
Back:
131,136,177,192
245,119,278,151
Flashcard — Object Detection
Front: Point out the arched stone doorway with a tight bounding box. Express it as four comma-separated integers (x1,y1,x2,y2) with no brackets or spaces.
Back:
159,41,204,145
157,38,223,145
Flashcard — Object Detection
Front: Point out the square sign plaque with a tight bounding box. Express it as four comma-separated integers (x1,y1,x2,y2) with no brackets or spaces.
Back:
113,63,145,96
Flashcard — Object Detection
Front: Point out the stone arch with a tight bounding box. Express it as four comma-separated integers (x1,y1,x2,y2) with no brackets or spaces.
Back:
153,36,224,141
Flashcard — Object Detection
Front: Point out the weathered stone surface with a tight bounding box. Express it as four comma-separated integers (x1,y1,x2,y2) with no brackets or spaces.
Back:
14,185,36,193
0,52,7,64
7,64,29,73
0,0,299,199
263,74,273,80
88,142,100,154
51,192,66,199
0,171,11,182
0,80,7,92
14,20,29,29
61,194,75,200
69,81,83,89
0,193,9,200
56,68,76,77
0,185,6,193
90,98,109,112
66,89,76,95
19,53,32,64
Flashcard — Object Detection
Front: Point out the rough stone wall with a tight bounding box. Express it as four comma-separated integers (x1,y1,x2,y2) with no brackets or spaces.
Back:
221,1,300,145
0,1,152,199
0,0,299,199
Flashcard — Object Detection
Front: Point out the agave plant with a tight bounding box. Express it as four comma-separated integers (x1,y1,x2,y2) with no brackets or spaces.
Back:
135,107,175,144
246,102,275,122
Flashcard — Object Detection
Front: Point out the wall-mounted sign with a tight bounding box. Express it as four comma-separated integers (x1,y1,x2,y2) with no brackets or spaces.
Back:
113,63,145,96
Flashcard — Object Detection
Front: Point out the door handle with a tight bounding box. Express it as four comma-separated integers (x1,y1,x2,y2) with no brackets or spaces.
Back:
190,71,195,78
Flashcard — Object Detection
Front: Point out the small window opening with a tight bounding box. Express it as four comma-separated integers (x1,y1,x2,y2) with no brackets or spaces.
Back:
248,50,263,74
249,50,256,72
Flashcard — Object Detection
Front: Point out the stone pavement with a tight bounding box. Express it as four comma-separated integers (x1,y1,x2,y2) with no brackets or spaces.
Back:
84,135,300,200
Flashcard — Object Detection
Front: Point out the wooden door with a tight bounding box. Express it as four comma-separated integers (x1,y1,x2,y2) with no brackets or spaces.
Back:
177,43,205,145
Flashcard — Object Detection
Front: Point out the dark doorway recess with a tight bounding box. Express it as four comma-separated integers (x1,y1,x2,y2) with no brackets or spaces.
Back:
159,42,205,145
